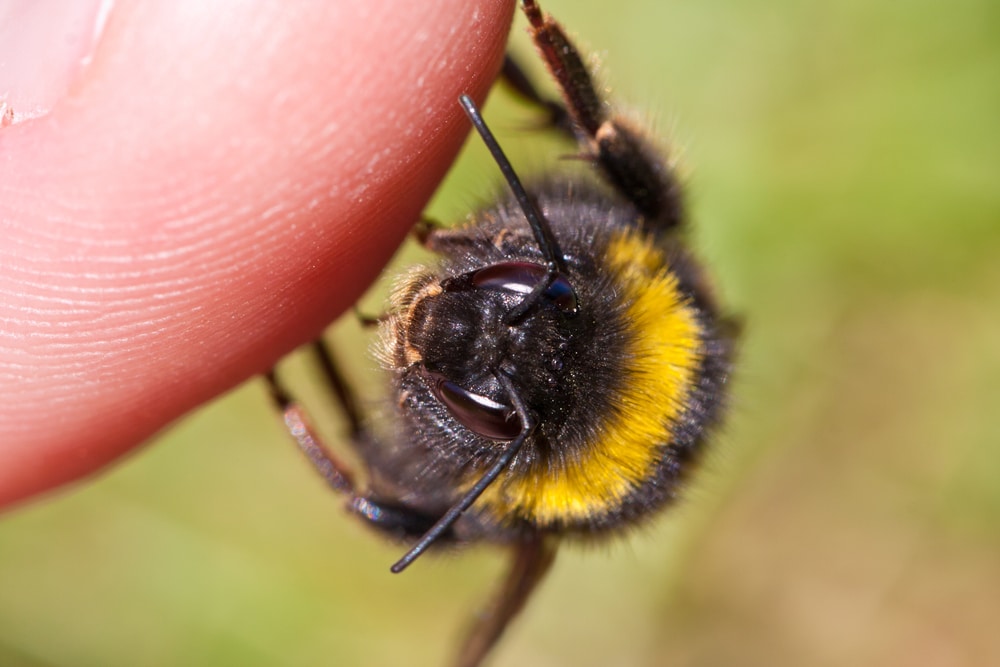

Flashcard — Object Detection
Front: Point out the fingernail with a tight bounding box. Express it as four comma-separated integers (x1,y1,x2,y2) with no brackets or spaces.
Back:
0,0,113,124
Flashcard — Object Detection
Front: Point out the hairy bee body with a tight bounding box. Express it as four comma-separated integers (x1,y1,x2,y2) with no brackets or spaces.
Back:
374,178,733,541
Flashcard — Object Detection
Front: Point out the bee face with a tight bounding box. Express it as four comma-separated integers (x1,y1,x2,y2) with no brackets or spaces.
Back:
267,1,736,664
391,261,581,438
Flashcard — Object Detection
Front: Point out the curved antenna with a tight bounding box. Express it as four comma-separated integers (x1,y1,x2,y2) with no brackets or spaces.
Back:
459,94,566,274
391,372,535,573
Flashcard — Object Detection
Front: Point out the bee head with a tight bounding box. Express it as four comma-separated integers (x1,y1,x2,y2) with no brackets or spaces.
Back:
404,260,580,441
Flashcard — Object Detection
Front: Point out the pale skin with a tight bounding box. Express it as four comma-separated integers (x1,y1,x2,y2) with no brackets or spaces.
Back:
0,0,515,509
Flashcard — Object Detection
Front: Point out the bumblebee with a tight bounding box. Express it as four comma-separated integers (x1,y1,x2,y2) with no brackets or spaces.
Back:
267,1,735,665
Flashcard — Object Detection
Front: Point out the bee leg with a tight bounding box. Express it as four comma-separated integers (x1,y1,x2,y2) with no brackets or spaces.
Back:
413,215,495,259
521,0,682,230
500,54,573,138
454,535,558,667
265,366,357,495
352,307,384,328
266,344,454,542
307,339,365,438
413,216,444,246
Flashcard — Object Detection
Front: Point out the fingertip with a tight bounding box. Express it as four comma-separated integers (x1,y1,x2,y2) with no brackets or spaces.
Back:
0,0,516,508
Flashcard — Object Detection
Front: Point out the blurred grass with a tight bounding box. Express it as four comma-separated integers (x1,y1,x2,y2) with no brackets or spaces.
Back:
2,0,998,665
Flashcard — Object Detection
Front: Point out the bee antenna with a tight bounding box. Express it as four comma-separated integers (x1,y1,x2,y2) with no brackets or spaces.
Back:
459,94,566,274
390,372,535,573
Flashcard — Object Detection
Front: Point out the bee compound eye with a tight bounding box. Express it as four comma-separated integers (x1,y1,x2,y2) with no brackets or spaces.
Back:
471,262,578,314
424,371,522,441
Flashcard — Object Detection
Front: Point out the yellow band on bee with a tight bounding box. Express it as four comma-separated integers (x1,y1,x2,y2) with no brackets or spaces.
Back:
480,228,705,525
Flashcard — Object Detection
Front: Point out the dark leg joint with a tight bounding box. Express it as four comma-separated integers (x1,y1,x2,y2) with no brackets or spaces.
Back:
350,496,457,544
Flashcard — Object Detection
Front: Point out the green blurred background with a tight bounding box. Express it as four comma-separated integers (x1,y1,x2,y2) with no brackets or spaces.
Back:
2,0,998,665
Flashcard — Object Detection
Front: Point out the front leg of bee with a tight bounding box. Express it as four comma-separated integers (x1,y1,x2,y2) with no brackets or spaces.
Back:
521,0,683,230
413,215,505,258
265,345,454,543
